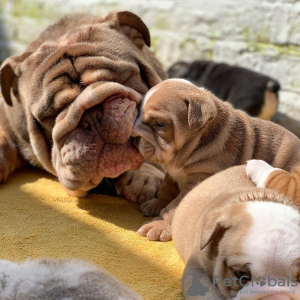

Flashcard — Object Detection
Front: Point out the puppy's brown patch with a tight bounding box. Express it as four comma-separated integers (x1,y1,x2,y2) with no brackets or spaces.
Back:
266,163,300,205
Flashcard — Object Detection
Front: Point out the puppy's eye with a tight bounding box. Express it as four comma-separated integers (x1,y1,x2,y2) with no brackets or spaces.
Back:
233,270,252,285
154,120,165,128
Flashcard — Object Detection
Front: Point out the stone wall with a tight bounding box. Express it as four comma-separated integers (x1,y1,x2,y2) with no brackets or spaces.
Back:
0,0,299,134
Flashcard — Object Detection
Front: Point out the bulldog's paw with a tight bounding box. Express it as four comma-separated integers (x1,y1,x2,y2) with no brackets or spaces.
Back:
62,186,88,198
0,137,18,183
246,159,277,188
138,217,172,242
0,159,10,183
140,198,169,217
116,163,164,203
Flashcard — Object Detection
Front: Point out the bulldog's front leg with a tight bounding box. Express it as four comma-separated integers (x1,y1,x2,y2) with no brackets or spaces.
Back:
0,128,19,183
115,163,164,203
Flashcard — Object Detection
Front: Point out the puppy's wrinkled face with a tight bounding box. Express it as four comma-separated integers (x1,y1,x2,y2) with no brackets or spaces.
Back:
203,201,300,299
133,83,187,165
133,79,217,166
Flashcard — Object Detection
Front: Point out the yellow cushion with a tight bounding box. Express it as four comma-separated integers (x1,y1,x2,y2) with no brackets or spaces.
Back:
0,168,184,299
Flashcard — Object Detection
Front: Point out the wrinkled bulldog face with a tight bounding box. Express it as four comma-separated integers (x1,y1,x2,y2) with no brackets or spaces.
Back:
6,12,165,193
29,47,148,192
51,80,144,192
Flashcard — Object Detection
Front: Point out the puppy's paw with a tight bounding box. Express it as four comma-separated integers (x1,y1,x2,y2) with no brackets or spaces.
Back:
140,198,169,217
246,159,278,188
116,163,164,203
138,217,172,242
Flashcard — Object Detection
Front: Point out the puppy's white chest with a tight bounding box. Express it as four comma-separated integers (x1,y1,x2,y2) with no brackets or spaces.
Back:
167,165,185,190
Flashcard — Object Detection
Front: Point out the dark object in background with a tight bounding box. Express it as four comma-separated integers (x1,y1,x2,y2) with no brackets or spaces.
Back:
167,60,280,120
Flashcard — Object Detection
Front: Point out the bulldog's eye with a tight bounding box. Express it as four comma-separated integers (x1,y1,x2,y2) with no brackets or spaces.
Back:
233,270,252,285
154,120,165,128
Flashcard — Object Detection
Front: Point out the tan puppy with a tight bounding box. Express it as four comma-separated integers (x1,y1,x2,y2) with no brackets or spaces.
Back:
247,160,300,206
0,11,166,200
133,79,300,241
172,165,300,300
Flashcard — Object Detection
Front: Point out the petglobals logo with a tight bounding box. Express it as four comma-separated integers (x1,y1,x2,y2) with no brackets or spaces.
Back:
179,272,299,299
213,275,299,288
180,272,210,298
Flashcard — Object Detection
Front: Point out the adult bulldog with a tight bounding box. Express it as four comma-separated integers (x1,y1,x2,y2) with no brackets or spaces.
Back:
0,11,166,199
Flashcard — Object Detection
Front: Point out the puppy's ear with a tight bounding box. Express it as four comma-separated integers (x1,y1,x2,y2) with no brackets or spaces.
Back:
106,11,150,49
266,79,280,93
184,92,217,130
0,52,31,106
200,219,230,251
200,209,231,251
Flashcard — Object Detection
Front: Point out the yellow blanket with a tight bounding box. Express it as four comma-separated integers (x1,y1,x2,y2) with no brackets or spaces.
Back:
0,168,184,299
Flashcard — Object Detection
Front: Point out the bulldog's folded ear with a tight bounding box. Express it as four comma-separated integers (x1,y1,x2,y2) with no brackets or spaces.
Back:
200,214,231,251
0,52,31,106
185,92,217,130
200,204,234,252
106,11,151,49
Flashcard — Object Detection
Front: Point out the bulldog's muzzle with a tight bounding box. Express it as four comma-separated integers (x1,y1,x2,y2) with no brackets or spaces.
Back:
52,82,144,192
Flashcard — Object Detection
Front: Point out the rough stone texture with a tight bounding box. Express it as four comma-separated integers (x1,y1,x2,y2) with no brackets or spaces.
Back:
0,0,299,135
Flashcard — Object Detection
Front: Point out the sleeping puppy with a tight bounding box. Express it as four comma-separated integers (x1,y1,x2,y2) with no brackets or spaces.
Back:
133,79,300,241
172,165,300,300
167,60,280,120
247,159,300,206
0,258,141,299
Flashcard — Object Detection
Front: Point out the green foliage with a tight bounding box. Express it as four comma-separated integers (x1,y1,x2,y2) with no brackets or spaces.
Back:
10,0,56,19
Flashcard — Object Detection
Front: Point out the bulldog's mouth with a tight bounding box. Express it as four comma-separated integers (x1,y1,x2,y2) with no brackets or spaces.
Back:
52,82,144,192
